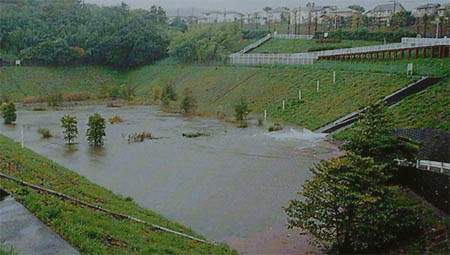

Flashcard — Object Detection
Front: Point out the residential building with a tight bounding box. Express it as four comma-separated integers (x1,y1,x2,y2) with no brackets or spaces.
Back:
413,3,441,18
366,3,406,26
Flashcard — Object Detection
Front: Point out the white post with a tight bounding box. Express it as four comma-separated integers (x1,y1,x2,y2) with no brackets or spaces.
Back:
282,100,285,111
298,89,302,101
264,110,267,121
316,80,320,92
21,126,24,149
416,160,419,168
333,71,336,84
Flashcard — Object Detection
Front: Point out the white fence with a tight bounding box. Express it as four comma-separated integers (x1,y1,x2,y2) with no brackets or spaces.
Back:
273,34,314,40
229,54,316,65
231,36,450,66
417,160,450,174
402,37,450,45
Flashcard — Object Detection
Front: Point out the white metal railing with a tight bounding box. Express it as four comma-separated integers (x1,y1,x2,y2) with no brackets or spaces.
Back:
229,54,316,65
239,34,272,54
417,160,450,174
402,37,450,45
230,36,450,66
273,34,314,40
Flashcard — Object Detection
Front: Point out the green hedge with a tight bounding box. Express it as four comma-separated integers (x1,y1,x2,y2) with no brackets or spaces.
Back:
315,29,416,43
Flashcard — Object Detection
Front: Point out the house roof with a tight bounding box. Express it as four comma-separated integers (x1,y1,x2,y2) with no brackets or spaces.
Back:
270,7,289,13
369,3,404,13
416,3,440,9
311,6,337,12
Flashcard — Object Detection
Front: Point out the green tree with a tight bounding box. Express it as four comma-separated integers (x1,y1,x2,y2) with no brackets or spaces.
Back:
161,81,177,108
181,88,197,114
234,97,251,121
61,115,78,144
343,102,418,169
86,113,106,146
1,102,16,124
168,23,242,63
285,153,425,253
169,17,188,32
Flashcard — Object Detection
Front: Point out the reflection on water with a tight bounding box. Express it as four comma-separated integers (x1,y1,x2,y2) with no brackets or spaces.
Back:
0,105,331,242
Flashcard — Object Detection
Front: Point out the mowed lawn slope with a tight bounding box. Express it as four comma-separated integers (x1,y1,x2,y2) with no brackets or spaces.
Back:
390,77,450,132
127,65,415,130
0,135,236,255
1,64,416,130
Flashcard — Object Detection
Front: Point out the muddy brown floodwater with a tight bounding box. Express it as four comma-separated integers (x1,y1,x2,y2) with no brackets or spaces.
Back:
0,105,339,254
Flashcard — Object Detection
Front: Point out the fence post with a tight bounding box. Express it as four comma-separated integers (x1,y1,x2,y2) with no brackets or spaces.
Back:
298,89,302,101
282,100,285,111
316,80,320,92
333,71,336,84
264,110,267,121
21,126,24,149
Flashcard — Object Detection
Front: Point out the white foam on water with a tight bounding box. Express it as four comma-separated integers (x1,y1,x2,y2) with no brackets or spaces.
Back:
265,128,328,141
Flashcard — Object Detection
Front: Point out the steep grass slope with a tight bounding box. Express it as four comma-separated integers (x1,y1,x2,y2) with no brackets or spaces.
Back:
1,64,416,130
0,135,235,254
126,65,415,130
2,58,449,131
390,77,450,132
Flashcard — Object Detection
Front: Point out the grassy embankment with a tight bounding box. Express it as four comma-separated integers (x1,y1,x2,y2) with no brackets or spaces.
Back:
250,38,381,53
1,64,415,130
0,57,448,131
0,135,236,254
391,77,450,131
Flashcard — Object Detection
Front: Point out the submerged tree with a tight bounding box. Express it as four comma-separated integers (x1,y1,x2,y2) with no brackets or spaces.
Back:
86,113,106,146
61,115,78,144
1,102,16,124
285,153,425,253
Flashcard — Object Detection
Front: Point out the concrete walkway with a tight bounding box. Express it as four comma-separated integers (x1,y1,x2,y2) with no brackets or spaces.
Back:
0,196,79,255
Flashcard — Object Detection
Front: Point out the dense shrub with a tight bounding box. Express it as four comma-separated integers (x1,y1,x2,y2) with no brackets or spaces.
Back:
234,97,251,121
242,30,270,40
315,38,342,43
169,24,242,63
37,128,52,138
1,102,16,124
1,0,169,69
315,29,416,43
181,88,197,114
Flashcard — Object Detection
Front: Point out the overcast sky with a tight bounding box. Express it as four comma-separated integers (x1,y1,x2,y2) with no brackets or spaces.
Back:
86,0,448,13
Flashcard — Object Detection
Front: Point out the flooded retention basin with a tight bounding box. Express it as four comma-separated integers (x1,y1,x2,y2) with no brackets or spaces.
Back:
0,105,335,249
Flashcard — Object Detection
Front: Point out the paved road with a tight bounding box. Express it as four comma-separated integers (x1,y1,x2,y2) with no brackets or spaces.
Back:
0,196,79,255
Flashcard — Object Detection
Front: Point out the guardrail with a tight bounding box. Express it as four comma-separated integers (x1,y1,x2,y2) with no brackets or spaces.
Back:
239,34,272,54
417,160,450,174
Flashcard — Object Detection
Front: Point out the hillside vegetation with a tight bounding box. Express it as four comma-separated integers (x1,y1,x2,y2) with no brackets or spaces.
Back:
0,135,235,254
391,78,450,131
